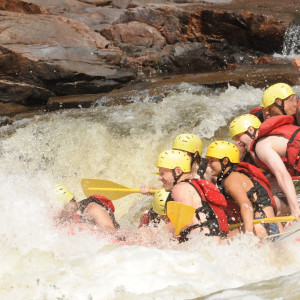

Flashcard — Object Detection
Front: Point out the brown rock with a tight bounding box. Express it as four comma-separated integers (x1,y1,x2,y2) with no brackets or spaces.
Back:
253,56,272,65
0,0,42,14
117,5,187,44
0,102,32,116
248,14,285,53
47,94,98,111
108,21,166,49
111,0,132,9
0,11,123,84
0,0,298,120
0,79,54,105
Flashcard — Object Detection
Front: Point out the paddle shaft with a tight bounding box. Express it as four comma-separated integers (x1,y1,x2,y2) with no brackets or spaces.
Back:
229,216,299,229
87,187,156,194
81,178,157,199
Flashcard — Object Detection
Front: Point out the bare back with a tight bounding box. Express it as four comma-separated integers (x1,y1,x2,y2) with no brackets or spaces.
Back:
172,181,209,235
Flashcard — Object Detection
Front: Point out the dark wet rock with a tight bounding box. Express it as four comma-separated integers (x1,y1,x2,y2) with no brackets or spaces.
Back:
55,79,122,96
47,94,101,111
200,11,285,53
159,42,220,73
79,0,112,6
0,79,54,105
107,70,136,83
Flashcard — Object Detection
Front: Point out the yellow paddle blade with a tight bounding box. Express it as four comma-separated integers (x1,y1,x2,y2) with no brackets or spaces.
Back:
81,178,155,200
229,216,299,229
167,202,195,236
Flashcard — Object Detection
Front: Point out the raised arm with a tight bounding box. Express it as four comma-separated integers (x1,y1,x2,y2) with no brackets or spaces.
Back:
255,138,300,218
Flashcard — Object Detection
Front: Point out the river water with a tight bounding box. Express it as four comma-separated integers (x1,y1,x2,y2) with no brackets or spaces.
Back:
0,82,300,299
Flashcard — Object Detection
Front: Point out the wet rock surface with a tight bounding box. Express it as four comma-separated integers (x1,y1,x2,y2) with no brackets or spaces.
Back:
0,0,299,123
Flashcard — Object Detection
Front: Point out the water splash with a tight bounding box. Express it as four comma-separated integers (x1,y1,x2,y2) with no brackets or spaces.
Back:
283,18,300,56
0,83,299,299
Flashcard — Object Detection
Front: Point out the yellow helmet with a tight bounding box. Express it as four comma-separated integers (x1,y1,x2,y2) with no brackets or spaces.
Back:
229,114,261,140
55,184,74,203
260,83,295,108
156,150,191,172
152,188,169,215
205,141,240,163
172,133,203,155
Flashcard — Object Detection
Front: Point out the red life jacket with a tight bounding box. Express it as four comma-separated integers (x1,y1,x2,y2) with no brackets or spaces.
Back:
189,178,229,234
250,115,300,176
90,194,115,213
139,208,161,227
250,107,263,115
224,198,242,224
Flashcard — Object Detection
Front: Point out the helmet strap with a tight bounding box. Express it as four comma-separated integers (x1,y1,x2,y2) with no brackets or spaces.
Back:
273,100,287,115
245,128,257,139
220,158,231,172
217,158,233,186
172,169,183,185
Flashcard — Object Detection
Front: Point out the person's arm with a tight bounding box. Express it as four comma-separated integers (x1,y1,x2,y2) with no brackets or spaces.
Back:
224,173,254,233
256,139,300,218
140,184,163,195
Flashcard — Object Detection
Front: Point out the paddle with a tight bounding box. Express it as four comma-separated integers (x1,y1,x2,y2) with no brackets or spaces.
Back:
229,216,300,229
81,178,156,200
165,201,299,233
165,201,300,235
167,202,195,236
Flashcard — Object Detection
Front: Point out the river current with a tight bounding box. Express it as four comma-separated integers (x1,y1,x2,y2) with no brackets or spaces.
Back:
0,82,300,299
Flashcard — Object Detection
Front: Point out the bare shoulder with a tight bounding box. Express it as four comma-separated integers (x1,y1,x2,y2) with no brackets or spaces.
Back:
224,172,243,189
256,135,288,158
86,202,106,214
172,182,195,204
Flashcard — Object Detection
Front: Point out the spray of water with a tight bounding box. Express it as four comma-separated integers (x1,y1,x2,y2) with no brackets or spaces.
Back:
283,19,300,56
0,83,299,299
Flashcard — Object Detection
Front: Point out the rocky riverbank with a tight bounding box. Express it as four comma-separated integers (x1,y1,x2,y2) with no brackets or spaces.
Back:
0,0,299,124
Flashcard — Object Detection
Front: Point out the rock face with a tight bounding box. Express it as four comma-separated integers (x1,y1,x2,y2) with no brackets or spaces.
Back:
0,0,299,121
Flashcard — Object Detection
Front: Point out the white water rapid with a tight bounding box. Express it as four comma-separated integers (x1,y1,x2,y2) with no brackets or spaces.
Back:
0,83,300,299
